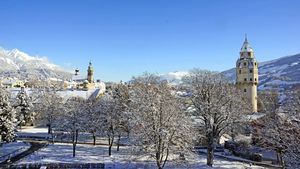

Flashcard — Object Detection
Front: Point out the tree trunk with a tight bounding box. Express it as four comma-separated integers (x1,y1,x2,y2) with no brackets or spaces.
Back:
278,151,284,168
92,132,96,145
277,152,280,165
108,136,114,156
51,132,54,144
117,134,121,151
207,133,214,167
109,144,112,156
73,129,79,157
73,142,76,157
72,132,76,157
47,124,51,134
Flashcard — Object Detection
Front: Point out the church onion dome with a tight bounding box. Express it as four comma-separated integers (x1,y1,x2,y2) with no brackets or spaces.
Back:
240,37,253,53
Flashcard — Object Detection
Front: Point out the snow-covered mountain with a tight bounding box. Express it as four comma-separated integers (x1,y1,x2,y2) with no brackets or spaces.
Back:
161,53,300,91
222,53,300,91
0,47,72,80
160,71,189,85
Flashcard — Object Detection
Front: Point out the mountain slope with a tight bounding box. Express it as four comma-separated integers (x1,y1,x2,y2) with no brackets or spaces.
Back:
161,53,300,91
222,53,300,90
0,48,72,80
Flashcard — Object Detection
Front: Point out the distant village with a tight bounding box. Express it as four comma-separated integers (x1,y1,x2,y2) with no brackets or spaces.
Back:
0,61,107,99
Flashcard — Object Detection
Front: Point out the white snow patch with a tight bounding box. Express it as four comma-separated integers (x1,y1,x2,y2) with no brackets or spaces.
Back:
18,143,264,168
0,141,30,162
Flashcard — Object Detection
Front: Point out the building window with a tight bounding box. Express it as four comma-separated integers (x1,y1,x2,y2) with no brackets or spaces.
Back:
244,78,247,81
244,62,247,66
248,52,251,56
250,78,252,81
254,62,257,66
249,69,253,73
244,89,247,92
239,70,241,74
255,78,257,81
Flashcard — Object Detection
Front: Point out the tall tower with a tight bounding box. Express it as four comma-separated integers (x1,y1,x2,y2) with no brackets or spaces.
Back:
87,61,94,83
236,36,258,112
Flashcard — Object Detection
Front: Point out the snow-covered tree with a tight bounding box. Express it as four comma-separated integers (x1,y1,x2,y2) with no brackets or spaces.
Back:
97,95,121,156
33,89,63,141
14,87,34,126
82,98,101,145
58,96,85,157
183,69,251,167
130,73,193,169
0,87,17,142
111,82,132,151
253,90,300,168
281,90,300,168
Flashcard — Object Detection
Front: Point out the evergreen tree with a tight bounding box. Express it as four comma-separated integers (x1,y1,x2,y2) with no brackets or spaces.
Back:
0,87,17,142
15,87,33,126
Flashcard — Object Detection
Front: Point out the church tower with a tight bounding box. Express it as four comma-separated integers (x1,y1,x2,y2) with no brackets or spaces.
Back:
87,61,94,83
236,36,258,112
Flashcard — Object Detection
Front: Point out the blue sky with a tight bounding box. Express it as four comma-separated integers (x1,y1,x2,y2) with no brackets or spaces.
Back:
0,0,299,81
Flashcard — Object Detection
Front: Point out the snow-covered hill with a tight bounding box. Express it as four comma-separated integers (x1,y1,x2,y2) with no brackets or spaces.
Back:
0,47,72,80
160,71,189,85
222,53,300,91
161,53,300,91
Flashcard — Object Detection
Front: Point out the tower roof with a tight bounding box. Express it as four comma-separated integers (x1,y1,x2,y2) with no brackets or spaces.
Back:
240,35,253,53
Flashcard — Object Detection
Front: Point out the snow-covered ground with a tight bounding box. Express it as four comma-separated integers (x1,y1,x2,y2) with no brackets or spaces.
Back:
0,141,30,162
16,126,51,139
16,126,112,144
18,143,264,169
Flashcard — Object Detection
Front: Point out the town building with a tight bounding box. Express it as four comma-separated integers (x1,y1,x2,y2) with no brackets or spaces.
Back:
236,36,259,112
70,62,106,92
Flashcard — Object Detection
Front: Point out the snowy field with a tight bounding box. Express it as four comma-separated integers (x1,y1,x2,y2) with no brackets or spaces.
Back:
0,141,30,162
16,126,114,144
17,126,50,137
17,143,264,169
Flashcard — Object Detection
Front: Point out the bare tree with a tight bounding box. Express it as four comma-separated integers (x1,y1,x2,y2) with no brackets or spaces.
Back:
33,89,63,143
253,90,300,168
130,73,193,169
98,95,121,156
183,69,251,167
280,90,300,168
58,96,85,157
82,98,101,145
111,82,132,151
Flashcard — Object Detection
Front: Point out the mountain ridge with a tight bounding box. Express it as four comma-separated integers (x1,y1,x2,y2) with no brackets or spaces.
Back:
0,47,72,80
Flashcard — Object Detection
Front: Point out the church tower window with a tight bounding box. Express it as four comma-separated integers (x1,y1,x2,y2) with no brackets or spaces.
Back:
244,89,247,92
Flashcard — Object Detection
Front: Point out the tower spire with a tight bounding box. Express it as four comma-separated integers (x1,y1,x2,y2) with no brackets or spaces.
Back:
87,61,94,83
245,33,248,42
